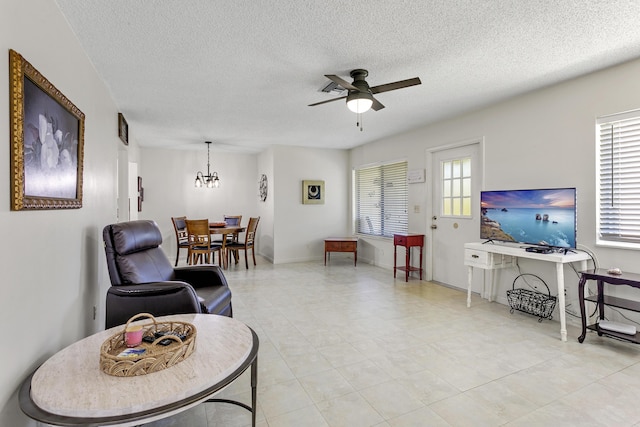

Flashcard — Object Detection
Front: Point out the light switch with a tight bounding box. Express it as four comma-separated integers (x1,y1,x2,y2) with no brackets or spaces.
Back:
414,205,420,213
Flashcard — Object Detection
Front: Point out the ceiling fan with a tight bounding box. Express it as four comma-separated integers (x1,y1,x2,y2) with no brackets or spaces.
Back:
309,69,421,114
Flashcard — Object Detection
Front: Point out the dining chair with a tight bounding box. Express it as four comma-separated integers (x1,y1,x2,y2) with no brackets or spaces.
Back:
185,219,222,265
224,215,242,239
226,216,260,269
225,215,243,264
171,216,190,266
213,215,242,245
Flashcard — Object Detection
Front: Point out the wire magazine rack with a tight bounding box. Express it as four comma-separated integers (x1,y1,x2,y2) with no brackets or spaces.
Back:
506,273,557,322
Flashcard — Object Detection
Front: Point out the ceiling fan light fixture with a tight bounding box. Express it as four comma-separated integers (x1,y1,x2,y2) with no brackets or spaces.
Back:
346,91,373,113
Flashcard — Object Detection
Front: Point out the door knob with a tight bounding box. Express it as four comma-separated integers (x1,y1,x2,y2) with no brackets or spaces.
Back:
430,224,437,229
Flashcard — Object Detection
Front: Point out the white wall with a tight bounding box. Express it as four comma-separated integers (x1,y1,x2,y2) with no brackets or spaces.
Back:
138,145,351,265
0,1,120,425
351,57,640,319
257,147,275,261
272,145,350,264
139,147,260,264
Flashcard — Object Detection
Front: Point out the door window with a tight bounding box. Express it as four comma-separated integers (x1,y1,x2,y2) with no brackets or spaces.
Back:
441,157,471,217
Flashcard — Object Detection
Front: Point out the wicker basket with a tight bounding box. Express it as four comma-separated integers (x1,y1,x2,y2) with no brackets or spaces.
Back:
100,313,197,377
506,274,557,322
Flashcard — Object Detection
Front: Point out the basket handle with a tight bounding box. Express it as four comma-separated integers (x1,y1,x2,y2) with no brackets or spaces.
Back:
123,313,157,334
512,273,551,297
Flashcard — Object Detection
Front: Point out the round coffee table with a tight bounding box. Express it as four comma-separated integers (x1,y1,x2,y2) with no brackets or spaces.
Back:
19,314,258,426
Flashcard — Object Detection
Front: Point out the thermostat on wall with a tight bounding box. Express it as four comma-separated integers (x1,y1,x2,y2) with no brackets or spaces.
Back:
407,169,425,184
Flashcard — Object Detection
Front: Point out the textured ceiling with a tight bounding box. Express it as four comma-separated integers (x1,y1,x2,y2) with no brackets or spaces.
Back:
54,0,640,153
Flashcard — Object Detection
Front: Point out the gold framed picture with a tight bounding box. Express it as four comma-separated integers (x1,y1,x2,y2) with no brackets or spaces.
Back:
302,180,324,204
9,49,85,210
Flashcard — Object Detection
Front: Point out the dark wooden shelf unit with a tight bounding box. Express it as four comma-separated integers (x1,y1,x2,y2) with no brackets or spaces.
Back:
578,268,640,344
585,324,640,344
584,295,640,312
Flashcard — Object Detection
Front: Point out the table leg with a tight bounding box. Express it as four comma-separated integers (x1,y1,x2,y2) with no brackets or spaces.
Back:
324,249,327,266
578,274,588,343
251,356,258,427
556,262,567,342
597,280,605,321
487,268,494,302
405,247,410,282
221,237,228,269
393,244,397,278
354,249,357,266
467,266,473,308
419,245,423,280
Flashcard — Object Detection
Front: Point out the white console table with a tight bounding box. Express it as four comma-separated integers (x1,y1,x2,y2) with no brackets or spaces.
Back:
464,242,590,341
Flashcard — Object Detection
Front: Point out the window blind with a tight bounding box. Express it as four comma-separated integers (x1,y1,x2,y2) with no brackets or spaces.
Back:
597,111,640,244
355,161,408,237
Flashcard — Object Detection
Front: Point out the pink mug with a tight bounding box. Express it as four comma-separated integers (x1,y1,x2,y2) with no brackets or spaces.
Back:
125,325,143,347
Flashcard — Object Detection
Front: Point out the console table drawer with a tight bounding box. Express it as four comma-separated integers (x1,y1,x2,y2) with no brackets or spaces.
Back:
325,241,356,252
325,241,343,251
339,241,357,251
394,234,407,246
464,249,512,269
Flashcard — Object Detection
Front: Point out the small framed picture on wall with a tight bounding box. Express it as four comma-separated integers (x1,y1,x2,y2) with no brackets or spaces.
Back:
118,113,128,145
302,180,324,204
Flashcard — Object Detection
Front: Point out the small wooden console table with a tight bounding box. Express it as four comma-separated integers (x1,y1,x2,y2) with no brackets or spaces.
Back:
578,268,640,344
393,233,424,282
324,237,358,266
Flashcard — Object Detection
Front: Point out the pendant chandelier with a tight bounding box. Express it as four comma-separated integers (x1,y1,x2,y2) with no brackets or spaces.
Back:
194,141,220,188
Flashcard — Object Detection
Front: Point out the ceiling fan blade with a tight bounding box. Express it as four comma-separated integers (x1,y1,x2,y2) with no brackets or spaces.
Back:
325,75,359,91
370,77,421,94
308,95,347,107
371,96,385,111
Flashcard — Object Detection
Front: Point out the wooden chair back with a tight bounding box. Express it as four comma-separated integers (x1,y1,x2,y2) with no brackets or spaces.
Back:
223,215,242,227
171,216,190,266
185,219,219,265
226,216,260,269
244,216,260,247
223,215,242,242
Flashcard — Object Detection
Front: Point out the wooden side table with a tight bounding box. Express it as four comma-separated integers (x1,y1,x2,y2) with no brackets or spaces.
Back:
578,268,640,344
324,237,358,266
394,233,424,282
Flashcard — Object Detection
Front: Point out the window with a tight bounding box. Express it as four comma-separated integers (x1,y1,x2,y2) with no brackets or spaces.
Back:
597,110,640,245
441,157,471,217
355,161,408,237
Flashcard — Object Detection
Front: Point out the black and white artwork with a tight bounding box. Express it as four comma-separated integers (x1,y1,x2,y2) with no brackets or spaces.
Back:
302,180,324,204
9,49,85,210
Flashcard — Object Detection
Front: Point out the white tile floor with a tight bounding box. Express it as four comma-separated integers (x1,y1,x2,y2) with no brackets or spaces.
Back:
147,256,640,426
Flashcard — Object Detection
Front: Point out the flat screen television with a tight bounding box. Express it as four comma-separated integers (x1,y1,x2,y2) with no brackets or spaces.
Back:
480,187,577,249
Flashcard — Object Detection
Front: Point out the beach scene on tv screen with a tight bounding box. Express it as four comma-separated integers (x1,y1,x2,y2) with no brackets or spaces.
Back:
481,188,576,248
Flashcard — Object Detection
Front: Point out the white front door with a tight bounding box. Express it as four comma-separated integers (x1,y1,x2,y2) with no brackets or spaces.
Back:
429,141,483,291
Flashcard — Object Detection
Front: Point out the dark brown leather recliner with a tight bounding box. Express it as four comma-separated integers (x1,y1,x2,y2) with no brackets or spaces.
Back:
103,220,232,328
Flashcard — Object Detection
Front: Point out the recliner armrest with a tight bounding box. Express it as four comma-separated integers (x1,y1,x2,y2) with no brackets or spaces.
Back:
105,281,202,328
107,281,198,297
173,265,229,290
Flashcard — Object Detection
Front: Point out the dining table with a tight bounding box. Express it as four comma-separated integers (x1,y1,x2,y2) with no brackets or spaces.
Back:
209,223,245,269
